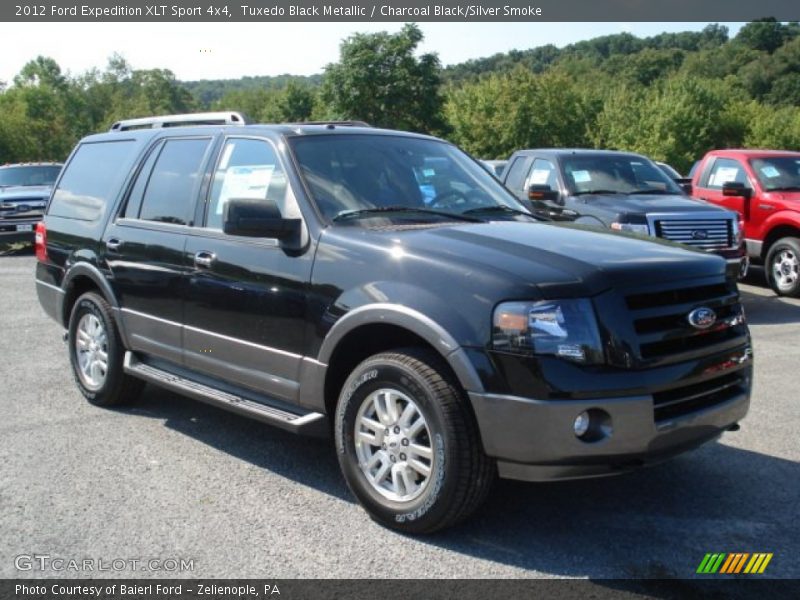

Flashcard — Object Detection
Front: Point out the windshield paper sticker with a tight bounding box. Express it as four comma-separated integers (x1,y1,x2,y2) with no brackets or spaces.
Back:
710,166,740,186
760,165,780,178
571,170,591,183
529,169,551,185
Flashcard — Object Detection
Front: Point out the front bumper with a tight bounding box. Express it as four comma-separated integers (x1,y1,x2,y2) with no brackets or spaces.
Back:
469,366,751,482
0,218,40,242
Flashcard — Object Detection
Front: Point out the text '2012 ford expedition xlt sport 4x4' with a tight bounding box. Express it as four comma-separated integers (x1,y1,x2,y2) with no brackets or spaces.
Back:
35,113,753,533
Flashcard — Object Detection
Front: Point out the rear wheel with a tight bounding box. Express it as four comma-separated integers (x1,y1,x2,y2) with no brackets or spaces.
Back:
335,348,495,533
68,291,143,406
766,237,800,297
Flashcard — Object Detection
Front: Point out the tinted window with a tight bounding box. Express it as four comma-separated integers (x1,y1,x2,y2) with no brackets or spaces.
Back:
206,138,288,230
0,165,61,187
504,156,532,191
526,158,558,189
138,138,210,225
122,141,164,219
705,158,747,190
49,141,136,221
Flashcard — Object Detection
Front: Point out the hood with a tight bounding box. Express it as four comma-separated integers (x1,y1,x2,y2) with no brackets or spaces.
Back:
344,221,726,299
0,185,52,202
574,192,731,216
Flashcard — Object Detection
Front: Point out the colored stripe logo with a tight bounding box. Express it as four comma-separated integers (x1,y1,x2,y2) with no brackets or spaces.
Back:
697,553,773,574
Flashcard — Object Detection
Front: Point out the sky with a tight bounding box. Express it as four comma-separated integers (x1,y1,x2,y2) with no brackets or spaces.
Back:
0,22,744,84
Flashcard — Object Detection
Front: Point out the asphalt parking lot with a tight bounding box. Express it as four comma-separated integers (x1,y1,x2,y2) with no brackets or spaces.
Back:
1,251,798,583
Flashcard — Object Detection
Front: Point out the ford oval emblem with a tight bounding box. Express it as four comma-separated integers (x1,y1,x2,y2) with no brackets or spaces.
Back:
688,307,717,330
691,230,709,240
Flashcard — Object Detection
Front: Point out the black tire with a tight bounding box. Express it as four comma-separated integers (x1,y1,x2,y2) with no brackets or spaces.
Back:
67,291,143,406
766,237,800,298
335,348,495,533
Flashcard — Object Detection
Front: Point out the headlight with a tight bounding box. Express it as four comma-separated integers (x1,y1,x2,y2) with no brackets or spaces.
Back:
610,222,650,235
492,299,604,364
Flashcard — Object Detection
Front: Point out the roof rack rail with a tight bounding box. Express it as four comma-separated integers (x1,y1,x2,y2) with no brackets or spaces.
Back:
110,112,247,132
289,120,372,128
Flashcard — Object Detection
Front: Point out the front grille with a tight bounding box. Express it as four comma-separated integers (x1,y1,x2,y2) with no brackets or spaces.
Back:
653,371,746,422
625,281,748,366
654,217,733,250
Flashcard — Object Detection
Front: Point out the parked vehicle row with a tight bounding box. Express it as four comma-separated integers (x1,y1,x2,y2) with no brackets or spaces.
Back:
35,113,752,533
498,149,747,280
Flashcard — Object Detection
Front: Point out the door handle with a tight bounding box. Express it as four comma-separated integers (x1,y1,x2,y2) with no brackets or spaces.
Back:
194,251,216,268
105,238,122,252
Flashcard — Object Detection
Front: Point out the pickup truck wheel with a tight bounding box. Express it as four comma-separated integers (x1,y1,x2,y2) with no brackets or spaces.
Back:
766,237,800,297
68,292,143,406
335,349,495,533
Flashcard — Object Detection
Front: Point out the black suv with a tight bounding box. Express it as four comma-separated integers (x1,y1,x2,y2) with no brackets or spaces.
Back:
35,113,752,533
501,149,748,278
0,162,62,243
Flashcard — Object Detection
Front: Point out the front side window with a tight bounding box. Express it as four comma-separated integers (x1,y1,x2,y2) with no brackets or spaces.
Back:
704,158,748,190
136,138,211,225
526,158,558,190
289,134,525,222
206,138,288,230
750,156,800,192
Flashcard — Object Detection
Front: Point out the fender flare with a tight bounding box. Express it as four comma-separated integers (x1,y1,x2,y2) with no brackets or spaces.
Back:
61,262,131,347
317,303,485,394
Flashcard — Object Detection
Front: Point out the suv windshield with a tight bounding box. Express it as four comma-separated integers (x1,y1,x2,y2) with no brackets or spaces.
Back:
289,134,528,222
0,165,61,187
561,155,682,196
750,156,800,191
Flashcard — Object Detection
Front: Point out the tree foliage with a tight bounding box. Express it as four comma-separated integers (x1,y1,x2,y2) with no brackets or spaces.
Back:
319,23,447,133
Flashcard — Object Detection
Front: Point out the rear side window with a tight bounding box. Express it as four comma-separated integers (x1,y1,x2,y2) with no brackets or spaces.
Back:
49,140,136,221
136,138,211,225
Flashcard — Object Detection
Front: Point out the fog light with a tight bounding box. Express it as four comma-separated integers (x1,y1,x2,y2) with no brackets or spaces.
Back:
574,411,590,437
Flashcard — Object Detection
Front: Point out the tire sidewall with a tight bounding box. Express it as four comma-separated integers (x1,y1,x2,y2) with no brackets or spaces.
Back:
767,238,800,296
335,355,459,532
68,293,120,404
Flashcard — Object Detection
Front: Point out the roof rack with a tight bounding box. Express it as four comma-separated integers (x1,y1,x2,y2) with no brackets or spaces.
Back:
110,111,247,132
289,120,372,128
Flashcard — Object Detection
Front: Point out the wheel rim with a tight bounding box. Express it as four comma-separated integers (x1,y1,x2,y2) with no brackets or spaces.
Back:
354,388,434,503
75,313,108,390
772,248,799,291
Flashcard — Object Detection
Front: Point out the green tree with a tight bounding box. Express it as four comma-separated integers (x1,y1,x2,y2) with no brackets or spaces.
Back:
445,68,589,158
320,23,446,133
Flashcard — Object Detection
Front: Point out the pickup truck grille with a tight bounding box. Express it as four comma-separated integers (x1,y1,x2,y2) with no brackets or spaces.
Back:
653,217,733,250
625,281,748,366
653,371,747,423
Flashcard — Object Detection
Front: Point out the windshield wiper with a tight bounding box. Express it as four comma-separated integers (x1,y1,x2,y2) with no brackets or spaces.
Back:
572,189,625,196
333,206,481,223
462,205,533,218
766,186,800,192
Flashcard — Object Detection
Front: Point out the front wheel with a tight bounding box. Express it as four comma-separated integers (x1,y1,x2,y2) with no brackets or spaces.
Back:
766,237,800,297
335,349,495,533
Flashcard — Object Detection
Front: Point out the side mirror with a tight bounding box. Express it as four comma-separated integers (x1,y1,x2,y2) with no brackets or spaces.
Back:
223,198,301,241
722,181,752,199
674,178,693,195
528,184,560,202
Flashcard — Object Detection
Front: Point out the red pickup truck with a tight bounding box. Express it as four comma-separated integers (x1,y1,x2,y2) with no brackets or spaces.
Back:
691,150,800,297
